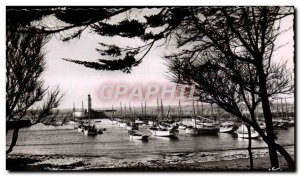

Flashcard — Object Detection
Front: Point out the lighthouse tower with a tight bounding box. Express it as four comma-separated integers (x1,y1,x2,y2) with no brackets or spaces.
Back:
88,94,92,126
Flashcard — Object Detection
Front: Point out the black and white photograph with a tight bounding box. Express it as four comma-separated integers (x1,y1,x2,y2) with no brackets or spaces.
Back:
5,5,295,172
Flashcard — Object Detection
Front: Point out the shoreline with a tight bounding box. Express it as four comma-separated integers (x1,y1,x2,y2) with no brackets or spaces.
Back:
7,146,295,171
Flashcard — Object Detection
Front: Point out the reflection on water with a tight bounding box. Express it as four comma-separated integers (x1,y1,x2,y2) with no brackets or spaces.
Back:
6,119,294,157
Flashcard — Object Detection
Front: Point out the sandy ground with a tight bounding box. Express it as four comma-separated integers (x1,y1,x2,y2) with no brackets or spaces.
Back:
6,146,295,171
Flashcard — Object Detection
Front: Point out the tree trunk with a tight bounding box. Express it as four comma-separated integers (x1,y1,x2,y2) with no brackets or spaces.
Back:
275,144,295,170
257,63,279,169
250,122,294,170
6,128,20,154
246,125,254,170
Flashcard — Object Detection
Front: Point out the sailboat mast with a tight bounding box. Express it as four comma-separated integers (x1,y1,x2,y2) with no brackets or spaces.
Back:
210,103,213,119
141,102,144,117
193,101,196,127
178,99,181,121
72,102,75,120
166,105,171,119
144,101,147,117
112,105,114,119
201,102,204,115
81,101,84,122
196,101,199,115
192,101,196,117
124,104,127,119
160,98,164,120
120,101,123,116
285,98,288,119
156,97,160,123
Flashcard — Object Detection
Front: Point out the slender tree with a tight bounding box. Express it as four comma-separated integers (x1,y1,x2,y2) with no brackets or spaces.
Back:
6,31,66,154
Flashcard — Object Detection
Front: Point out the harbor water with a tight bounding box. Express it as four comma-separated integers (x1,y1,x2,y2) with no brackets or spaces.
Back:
6,119,294,159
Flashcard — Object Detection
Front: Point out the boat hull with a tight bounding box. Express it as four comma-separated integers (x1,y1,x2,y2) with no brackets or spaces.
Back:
129,135,149,140
237,132,260,139
150,129,178,137
148,121,154,125
220,125,238,133
78,127,84,132
179,125,187,130
126,126,133,130
186,127,219,135
84,129,98,136
118,122,127,127
185,128,198,135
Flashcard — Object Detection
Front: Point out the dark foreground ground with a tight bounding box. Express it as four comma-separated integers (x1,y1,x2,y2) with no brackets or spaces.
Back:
7,154,294,172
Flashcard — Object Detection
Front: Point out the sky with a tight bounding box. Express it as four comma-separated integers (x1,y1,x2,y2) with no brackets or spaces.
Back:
41,8,294,109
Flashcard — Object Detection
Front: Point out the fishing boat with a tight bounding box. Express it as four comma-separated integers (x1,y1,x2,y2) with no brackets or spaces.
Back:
177,99,187,130
126,122,138,131
194,121,220,134
77,124,85,132
148,120,154,125
197,123,220,134
118,120,127,127
150,98,179,137
258,121,266,130
287,119,295,126
185,125,198,135
178,122,187,130
135,118,145,124
237,125,260,139
219,122,238,133
84,125,98,136
191,118,201,123
150,125,179,137
128,130,149,140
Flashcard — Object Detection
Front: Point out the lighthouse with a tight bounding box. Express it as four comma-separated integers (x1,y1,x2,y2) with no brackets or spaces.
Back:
88,94,92,126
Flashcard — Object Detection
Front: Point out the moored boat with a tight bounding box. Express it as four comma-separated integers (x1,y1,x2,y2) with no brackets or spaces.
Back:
148,120,154,125
195,122,220,135
219,122,238,133
128,130,149,140
237,125,260,139
83,125,98,136
149,125,179,137
77,124,85,132
185,126,198,135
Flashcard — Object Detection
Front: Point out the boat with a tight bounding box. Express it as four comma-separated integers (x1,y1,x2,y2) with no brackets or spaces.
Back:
237,125,260,139
195,122,220,134
83,125,98,136
191,118,201,123
288,119,295,126
149,98,179,137
126,122,139,131
77,124,85,132
178,123,187,130
148,120,154,125
150,125,179,137
219,122,238,133
273,122,289,130
128,130,149,140
118,120,127,127
258,121,266,130
110,105,118,124
135,118,145,124
185,125,198,135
